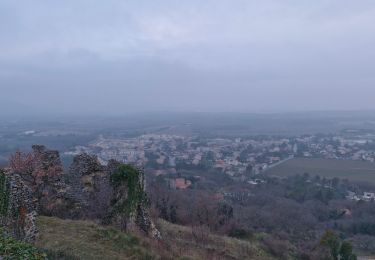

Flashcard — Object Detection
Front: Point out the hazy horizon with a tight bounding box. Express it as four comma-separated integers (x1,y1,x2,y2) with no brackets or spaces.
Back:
1,0,375,116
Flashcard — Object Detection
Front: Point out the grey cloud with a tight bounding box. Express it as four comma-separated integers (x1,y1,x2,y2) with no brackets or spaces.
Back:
0,0,375,115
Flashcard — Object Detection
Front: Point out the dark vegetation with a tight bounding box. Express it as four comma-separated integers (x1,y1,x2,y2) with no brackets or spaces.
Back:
147,169,374,259
320,230,357,260
0,228,46,260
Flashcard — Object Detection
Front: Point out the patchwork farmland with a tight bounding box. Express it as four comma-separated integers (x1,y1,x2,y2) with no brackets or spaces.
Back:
265,158,375,185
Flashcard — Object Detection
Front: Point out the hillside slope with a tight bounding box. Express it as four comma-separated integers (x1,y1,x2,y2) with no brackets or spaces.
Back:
36,216,274,260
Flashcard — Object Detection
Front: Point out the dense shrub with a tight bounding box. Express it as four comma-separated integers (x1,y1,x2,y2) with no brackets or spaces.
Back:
0,230,46,260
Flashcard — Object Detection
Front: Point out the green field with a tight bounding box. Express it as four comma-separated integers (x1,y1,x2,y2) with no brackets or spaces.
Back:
265,158,375,185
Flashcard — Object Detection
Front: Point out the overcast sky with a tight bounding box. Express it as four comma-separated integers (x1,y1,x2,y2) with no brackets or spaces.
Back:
1,0,375,115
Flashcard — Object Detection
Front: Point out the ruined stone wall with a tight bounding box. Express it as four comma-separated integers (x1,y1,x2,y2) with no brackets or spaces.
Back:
30,145,68,216
67,153,103,204
1,171,38,243
32,145,63,178
105,164,161,238
4,145,160,240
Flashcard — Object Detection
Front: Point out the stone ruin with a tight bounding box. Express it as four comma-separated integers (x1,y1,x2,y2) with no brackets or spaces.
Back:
0,170,39,243
29,145,68,216
1,145,160,243
68,153,107,205
67,154,160,237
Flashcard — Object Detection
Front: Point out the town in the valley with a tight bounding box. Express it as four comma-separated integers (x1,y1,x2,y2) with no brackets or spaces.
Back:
64,129,375,200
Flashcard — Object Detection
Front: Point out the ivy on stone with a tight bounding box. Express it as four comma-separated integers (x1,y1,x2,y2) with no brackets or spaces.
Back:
110,164,147,217
0,170,9,216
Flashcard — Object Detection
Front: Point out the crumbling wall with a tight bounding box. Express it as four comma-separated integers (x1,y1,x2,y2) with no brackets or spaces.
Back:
105,164,161,238
66,153,111,218
67,153,103,204
0,170,38,243
136,204,161,239
32,144,63,179
5,145,160,240
30,145,68,216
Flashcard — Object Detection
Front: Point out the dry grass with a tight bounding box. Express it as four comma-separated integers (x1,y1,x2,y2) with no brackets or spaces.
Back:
36,216,154,260
154,219,275,260
36,216,274,260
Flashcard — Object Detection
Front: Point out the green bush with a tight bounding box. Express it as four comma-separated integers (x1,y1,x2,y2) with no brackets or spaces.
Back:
228,228,253,240
0,231,46,260
320,230,357,260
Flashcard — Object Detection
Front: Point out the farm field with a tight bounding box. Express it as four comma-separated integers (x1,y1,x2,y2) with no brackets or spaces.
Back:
265,158,375,185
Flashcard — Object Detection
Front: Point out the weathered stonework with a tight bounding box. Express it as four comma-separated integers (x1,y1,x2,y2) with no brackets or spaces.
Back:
67,153,103,204
105,164,161,239
3,145,160,241
31,145,68,216
65,153,111,218
32,145,63,178
1,171,39,243
136,205,161,239
23,211,38,243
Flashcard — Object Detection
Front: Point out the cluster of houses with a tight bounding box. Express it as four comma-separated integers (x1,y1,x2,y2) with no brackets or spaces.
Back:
66,134,296,177
65,131,375,181
346,191,375,202
296,134,375,162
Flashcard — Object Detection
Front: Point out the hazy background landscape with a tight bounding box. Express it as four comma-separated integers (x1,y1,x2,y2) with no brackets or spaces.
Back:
2,0,375,259
2,111,375,162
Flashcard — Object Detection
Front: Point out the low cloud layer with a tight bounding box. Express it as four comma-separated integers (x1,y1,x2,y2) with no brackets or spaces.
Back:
1,0,375,115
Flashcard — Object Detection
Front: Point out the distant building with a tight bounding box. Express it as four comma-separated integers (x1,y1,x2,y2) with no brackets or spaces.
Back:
346,191,360,201
169,178,192,190
363,192,375,201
